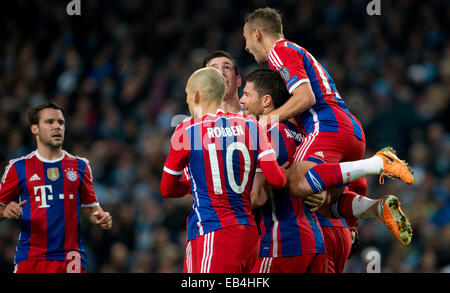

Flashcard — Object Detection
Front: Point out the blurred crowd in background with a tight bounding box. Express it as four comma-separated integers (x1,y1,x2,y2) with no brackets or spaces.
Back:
0,0,448,273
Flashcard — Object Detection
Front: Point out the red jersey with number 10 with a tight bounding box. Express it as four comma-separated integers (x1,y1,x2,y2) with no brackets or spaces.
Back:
163,110,281,241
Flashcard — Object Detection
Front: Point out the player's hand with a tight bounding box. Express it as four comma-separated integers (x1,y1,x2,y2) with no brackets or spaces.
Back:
93,211,112,230
304,191,327,211
3,200,27,219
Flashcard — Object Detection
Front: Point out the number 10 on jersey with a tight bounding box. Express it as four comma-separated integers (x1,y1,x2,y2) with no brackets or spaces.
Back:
207,142,251,195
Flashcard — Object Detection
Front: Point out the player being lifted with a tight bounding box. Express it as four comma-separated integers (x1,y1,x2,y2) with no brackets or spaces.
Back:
243,7,413,272
160,67,287,273
0,102,112,273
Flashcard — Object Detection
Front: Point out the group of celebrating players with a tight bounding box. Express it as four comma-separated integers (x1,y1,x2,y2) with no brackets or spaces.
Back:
161,7,415,273
0,7,414,274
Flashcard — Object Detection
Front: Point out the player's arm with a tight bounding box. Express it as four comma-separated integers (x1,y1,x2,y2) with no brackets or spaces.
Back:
160,124,191,198
0,163,24,220
259,159,287,189
257,130,287,189
250,171,269,209
81,205,112,230
78,158,112,230
268,83,315,123
267,46,315,124
251,124,292,208
160,172,191,198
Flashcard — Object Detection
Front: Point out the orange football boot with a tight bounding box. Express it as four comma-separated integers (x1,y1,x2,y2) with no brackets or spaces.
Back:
378,195,413,245
374,146,414,185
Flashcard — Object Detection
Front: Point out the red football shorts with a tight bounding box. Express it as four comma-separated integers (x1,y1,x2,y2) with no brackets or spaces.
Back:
321,226,352,273
183,224,260,273
293,131,365,164
251,254,328,273
14,259,86,273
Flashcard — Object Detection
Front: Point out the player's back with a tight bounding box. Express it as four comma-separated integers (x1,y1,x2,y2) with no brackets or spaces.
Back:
177,110,269,241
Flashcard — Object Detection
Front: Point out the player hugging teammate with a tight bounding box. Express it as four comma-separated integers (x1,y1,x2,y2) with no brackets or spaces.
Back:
161,7,414,273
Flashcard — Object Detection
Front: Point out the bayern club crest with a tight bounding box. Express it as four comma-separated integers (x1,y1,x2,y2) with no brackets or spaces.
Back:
65,169,78,182
280,66,290,81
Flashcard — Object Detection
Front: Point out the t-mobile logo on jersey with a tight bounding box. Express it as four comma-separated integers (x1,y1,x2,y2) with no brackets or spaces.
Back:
34,185,74,209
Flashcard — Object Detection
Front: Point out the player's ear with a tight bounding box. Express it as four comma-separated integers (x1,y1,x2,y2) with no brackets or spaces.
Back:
30,124,39,136
262,94,272,108
254,28,262,41
193,90,201,105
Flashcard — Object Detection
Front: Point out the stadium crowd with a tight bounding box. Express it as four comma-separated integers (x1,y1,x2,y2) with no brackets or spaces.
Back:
0,0,448,272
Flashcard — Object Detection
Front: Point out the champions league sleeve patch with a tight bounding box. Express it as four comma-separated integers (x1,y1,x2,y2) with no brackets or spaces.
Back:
286,75,299,88
280,66,290,81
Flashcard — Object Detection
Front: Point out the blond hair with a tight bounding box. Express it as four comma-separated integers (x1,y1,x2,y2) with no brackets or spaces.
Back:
244,7,283,36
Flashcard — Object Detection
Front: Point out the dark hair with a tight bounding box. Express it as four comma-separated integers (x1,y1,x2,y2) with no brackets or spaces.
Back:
244,7,283,36
202,50,240,76
245,69,290,108
28,102,64,126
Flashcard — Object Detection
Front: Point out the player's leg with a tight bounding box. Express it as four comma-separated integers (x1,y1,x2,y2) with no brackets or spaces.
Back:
296,149,414,197
348,177,368,196
305,146,414,193
345,178,367,229
331,191,413,245
289,134,413,199
289,131,356,199
288,132,345,199
288,159,320,198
